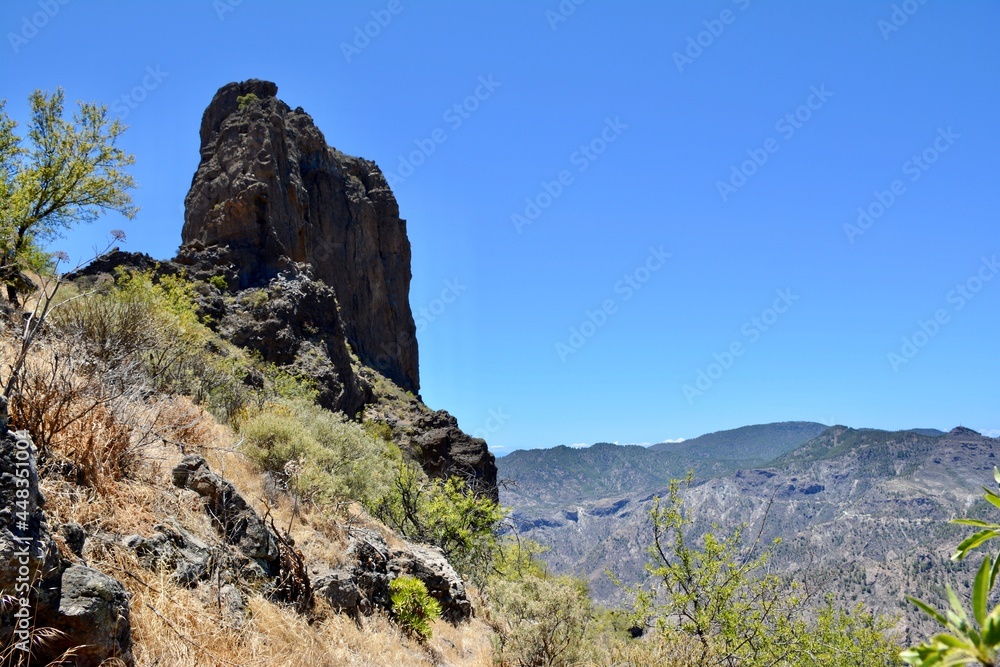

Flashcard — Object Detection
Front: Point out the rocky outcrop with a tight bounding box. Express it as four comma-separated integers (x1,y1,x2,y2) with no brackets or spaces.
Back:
66,79,499,500
218,267,370,415
181,79,419,394
412,411,498,502
170,455,312,612
123,521,211,586
171,455,280,574
315,530,472,623
0,407,133,666
390,542,472,623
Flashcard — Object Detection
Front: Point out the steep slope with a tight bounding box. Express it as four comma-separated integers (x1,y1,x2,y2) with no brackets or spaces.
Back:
502,425,997,637
74,80,497,498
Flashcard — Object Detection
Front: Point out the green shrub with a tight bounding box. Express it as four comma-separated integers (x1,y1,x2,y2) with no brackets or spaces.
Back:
52,269,209,390
389,575,441,641
488,574,592,667
237,93,258,109
373,465,506,583
207,274,228,291
240,400,396,507
363,419,394,445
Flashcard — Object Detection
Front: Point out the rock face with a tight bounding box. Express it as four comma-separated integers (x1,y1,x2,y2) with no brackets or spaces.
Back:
0,413,133,666
171,455,280,573
314,530,472,623
182,79,419,394
413,411,498,501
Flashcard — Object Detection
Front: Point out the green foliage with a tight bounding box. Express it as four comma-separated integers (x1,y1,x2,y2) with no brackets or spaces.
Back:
237,93,259,109
363,419,394,444
902,468,1000,666
488,573,592,667
0,89,136,300
630,475,901,666
207,274,228,291
389,575,441,641
53,269,208,388
374,465,506,583
240,400,396,507
491,538,549,583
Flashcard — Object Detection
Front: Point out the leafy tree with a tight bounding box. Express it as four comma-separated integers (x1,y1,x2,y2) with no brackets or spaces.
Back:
374,464,506,583
630,475,901,666
0,89,136,302
902,468,1000,666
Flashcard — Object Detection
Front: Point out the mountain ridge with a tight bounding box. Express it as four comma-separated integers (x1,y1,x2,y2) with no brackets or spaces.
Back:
499,422,997,637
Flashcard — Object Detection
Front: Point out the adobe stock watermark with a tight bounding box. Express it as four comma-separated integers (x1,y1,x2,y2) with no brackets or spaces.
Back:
212,0,242,20
110,66,169,120
556,246,671,362
414,278,467,333
545,0,586,31
843,126,958,244
384,75,501,187
673,0,752,73
878,0,929,40
716,85,833,202
682,288,799,403
887,255,997,372
10,432,37,655
511,117,628,234
340,0,403,63
8,0,70,53
471,407,511,441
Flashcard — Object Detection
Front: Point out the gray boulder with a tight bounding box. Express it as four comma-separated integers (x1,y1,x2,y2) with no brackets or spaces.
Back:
123,520,211,586
314,568,360,616
171,455,279,572
54,564,133,666
390,543,472,623
0,423,133,666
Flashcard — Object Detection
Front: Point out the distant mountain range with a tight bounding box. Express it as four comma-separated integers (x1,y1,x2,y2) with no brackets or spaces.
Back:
498,422,996,639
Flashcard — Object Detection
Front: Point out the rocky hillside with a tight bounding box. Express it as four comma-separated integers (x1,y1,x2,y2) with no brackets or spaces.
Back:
500,424,998,639
74,80,496,500
0,79,502,665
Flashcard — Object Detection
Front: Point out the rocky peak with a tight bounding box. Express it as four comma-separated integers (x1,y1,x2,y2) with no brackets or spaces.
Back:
182,79,419,393
947,426,982,438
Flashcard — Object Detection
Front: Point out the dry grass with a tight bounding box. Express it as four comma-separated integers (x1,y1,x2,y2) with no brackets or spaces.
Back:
33,391,494,666
2,290,497,666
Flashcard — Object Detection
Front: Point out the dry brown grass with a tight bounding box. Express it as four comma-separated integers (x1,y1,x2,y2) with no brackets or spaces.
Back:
2,288,497,666
33,390,494,666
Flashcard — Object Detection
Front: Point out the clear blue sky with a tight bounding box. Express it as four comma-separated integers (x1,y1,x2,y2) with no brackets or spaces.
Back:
2,1,997,453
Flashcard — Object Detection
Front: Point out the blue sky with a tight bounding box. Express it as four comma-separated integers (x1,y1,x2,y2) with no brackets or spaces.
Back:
2,1,997,453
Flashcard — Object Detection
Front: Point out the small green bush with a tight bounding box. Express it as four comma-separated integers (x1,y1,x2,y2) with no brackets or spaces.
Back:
239,400,396,507
488,574,592,667
389,575,441,641
207,274,228,291
237,93,258,109
373,465,506,583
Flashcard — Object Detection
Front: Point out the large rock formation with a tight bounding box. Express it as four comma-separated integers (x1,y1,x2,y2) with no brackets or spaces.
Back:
69,80,498,499
182,79,419,394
